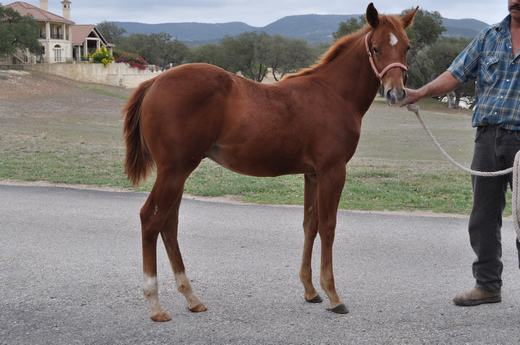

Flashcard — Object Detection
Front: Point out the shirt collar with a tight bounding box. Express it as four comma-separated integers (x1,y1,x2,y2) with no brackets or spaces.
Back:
495,15,511,38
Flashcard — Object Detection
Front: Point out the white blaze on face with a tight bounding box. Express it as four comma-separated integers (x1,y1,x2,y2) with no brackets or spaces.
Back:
389,33,398,47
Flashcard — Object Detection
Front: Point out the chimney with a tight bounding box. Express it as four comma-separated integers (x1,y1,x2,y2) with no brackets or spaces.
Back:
40,0,48,11
61,0,71,20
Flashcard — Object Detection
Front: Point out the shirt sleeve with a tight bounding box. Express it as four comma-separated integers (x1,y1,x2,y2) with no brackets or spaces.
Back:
447,29,486,83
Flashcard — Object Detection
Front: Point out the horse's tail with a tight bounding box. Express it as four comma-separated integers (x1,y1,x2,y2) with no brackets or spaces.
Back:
123,77,156,186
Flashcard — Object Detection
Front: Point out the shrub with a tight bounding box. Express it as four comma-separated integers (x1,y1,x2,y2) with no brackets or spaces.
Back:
90,47,113,66
114,51,148,70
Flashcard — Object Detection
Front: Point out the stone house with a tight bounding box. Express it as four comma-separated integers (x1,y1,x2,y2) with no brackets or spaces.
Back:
3,0,112,64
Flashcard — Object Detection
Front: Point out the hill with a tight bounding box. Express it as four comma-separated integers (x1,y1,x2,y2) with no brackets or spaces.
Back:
441,18,489,38
113,14,490,45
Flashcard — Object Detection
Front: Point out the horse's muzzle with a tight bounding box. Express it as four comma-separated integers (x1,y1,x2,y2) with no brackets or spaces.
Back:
386,88,406,105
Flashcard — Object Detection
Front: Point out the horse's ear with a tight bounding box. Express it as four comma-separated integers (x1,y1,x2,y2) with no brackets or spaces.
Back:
366,2,379,28
401,6,419,28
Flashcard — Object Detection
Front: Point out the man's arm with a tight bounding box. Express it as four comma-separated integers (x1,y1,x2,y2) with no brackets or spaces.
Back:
400,26,486,106
400,71,461,106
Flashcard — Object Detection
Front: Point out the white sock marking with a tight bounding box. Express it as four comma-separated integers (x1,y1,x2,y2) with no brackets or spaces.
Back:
143,275,158,294
175,272,202,308
143,274,161,312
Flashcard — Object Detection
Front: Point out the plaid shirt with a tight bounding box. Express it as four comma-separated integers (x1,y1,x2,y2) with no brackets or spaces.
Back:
448,15,520,130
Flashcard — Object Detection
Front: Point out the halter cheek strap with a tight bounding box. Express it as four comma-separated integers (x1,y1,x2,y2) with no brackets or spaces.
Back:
364,33,408,82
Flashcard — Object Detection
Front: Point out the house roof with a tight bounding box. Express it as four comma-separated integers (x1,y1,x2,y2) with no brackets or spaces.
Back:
71,25,111,46
5,1,75,25
71,24,95,45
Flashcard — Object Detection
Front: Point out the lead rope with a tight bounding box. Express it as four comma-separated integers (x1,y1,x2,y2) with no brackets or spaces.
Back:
406,104,520,239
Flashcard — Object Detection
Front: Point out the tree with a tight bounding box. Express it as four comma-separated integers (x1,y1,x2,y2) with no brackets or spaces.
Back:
404,9,445,50
401,9,445,88
428,36,474,107
409,36,474,107
220,32,271,82
266,35,316,80
116,32,190,69
403,8,445,68
163,39,191,67
115,33,149,60
191,33,316,82
190,43,229,69
333,16,365,40
0,5,40,56
96,21,126,44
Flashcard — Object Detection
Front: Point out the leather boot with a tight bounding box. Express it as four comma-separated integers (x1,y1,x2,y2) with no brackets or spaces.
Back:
453,287,501,306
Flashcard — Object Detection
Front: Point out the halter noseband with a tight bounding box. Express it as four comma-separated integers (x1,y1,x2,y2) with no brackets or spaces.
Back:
364,32,408,82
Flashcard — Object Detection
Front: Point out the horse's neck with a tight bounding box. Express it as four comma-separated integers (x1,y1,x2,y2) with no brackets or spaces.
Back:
315,39,380,116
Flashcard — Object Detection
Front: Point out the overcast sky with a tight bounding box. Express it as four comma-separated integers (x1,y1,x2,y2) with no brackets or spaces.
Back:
35,0,506,26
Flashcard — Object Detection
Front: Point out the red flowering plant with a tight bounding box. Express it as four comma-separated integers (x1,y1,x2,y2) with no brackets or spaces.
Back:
114,51,148,70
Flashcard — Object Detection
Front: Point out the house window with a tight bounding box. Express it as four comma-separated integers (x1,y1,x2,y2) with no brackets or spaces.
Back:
51,25,63,40
39,25,46,39
53,44,63,62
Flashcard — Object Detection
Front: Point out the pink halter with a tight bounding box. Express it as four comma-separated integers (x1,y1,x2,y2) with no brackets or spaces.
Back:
364,32,408,82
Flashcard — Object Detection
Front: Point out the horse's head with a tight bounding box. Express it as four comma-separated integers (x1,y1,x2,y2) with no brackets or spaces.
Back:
365,3,418,105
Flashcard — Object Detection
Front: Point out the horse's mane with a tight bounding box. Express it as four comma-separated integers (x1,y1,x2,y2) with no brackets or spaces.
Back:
283,26,371,80
283,15,403,80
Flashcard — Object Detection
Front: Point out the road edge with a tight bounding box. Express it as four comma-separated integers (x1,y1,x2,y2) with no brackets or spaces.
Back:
0,179,471,219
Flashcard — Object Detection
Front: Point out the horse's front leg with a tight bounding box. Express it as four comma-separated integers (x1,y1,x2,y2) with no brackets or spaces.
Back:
316,164,348,314
300,173,323,303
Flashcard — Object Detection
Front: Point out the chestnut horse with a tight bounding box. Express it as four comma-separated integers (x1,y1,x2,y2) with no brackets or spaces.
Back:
124,3,417,322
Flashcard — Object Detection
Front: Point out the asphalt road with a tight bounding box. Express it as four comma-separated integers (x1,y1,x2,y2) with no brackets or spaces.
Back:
2,184,520,345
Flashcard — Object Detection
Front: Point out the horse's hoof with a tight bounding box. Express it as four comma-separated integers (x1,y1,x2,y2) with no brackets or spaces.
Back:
151,311,172,322
189,303,208,313
327,303,349,314
305,294,323,303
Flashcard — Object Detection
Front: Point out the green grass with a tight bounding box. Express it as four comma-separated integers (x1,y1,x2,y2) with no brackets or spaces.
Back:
186,161,478,214
188,162,512,215
76,83,131,100
1,147,512,215
1,73,508,215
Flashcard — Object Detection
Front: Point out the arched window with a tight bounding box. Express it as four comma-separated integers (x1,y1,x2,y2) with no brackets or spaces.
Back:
53,44,63,62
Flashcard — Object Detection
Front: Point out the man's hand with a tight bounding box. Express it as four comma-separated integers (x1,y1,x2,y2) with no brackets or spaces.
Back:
399,88,425,107
398,71,460,107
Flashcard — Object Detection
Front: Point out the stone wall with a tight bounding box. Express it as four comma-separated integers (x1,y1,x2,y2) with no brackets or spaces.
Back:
25,62,162,88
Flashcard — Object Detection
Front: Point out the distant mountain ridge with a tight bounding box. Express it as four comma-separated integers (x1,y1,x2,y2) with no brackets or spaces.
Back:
113,14,490,45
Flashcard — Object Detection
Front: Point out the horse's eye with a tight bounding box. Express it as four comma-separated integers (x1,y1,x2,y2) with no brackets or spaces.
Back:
407,46,411,51
372,47,380,54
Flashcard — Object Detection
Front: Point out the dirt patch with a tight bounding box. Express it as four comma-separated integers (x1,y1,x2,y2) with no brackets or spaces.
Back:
0,70,131,101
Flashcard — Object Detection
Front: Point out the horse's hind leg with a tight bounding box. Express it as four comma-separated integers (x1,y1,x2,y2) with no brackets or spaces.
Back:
300,173,322,303
158,167,207,313
140,164,205,321
141,183,171,322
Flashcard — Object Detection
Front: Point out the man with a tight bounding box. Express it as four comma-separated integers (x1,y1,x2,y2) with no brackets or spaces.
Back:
400,0,520,306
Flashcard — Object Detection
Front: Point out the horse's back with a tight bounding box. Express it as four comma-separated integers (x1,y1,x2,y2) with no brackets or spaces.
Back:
146,63,234,105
